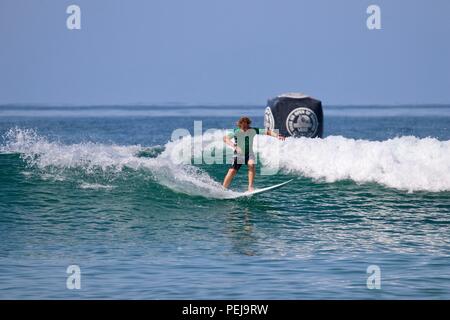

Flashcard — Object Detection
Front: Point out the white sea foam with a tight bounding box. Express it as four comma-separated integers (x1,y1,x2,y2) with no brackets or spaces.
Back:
1,128,238,199
1,128,143,172
2,128,450,193
255,135,450,192
166,131,450,192
161,131,450,192
79,183,115,190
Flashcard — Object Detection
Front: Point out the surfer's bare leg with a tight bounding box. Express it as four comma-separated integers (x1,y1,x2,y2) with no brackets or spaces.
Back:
247,160,255,192
223,168,237,189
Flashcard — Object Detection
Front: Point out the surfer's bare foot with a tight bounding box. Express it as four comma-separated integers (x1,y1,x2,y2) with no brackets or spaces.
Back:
248,186,254,192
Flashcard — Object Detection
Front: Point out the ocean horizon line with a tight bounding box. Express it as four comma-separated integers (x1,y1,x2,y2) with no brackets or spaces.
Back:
1,103,450,109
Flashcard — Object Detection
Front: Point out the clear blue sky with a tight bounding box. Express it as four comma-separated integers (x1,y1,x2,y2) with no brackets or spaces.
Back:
1,0,449,106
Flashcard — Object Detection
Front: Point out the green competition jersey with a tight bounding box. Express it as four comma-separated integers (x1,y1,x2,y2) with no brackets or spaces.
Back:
226,127,267,156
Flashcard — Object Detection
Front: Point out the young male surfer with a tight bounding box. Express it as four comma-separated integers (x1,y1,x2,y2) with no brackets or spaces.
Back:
223,116,284,192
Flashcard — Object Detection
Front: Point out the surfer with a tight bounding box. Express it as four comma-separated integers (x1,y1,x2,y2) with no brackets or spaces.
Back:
223,116,284,192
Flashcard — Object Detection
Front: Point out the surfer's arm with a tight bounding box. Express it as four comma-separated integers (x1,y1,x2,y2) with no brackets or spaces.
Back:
223,132,242,153
223,135,234,148
264,129,285,140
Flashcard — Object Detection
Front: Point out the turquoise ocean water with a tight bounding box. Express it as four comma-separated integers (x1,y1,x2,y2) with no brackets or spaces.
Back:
0,105,449,299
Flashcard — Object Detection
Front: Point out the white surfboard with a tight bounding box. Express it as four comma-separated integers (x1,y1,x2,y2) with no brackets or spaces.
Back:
225,179,293,199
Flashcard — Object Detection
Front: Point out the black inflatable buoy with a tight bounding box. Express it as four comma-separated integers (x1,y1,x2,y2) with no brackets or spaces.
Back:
264,93,323,138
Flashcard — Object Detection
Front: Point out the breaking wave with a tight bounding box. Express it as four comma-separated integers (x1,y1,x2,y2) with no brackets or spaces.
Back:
0,128,237,199
1,128,450,193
